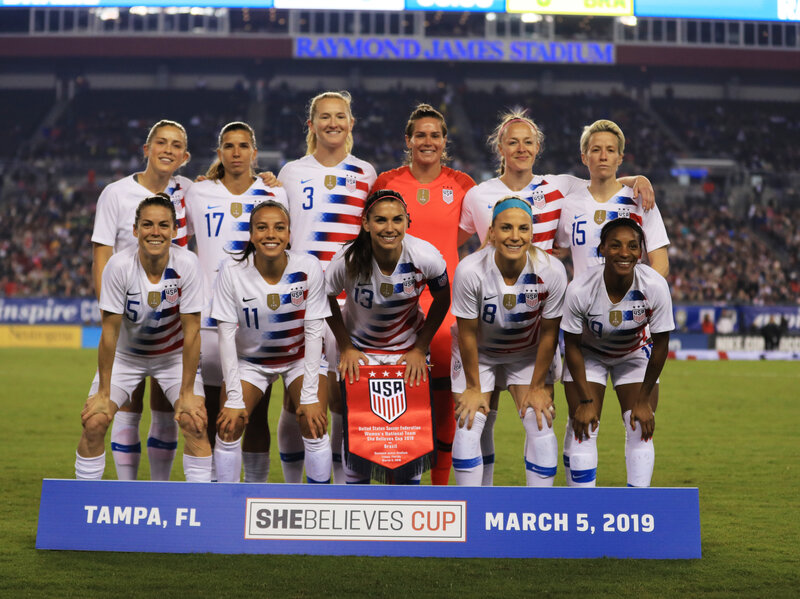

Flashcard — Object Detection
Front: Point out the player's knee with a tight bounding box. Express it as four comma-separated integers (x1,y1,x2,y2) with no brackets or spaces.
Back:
177,413,206,441
84,413,111,439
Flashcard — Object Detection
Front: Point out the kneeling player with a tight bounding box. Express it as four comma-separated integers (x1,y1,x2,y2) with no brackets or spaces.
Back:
451,197,567,487
212,201,332,483
75,195,211,482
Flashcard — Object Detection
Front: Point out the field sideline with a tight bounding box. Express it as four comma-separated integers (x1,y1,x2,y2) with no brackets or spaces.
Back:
1,348,797,598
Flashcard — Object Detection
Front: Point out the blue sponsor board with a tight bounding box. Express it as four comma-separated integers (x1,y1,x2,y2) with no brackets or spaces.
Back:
674,305,800,334
0,297,99,325
405,0,505,11
37,480,700,558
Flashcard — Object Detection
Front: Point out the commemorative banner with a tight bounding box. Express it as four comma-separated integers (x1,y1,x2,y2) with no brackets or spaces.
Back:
343,364,435,482
37,480,702,558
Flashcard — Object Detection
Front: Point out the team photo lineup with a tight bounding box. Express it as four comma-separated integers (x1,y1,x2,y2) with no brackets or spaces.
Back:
76,90,674,490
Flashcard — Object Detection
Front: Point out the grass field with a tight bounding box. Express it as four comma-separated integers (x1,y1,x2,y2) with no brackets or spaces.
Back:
1,348,798,598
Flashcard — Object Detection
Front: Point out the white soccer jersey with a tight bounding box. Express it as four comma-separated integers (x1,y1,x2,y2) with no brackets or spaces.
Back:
92,173,192,251
452,246,567,360
184,178,288,326
460,174,585,251
99,245,203,358
325,235,448,355
561,264,674,359
555,185,670,277
278,154,377,270
211,251,330,367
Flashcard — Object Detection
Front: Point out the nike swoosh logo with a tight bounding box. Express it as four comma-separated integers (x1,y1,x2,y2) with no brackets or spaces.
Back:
483,294,497,301
126,291,140,296
207,205,221,210
300,179,313,185
243,297,256,302
574,214,585,220
588,313,602,318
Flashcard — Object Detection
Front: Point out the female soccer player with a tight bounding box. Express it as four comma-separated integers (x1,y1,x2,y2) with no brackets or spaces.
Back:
185,121,288,482
277,91,376,483
451,197,567,487
212,201,332,484
76,195,211,482
561,218,674,487
373,104,476,484
325,189,450,484
91,119,192,481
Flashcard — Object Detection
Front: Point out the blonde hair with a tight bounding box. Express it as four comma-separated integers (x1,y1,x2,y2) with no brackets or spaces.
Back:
487,109,544,175
205,121,257,181
305,91,354,155
479,196,549,264
580,119,625,155
403,103,451,165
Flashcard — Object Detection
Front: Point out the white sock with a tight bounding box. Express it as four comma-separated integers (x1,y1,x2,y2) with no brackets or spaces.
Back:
330,411,345,484
213,434,242,483
452,412,486,486
623,410,655,487
343,454,370,484
110,411,141,480
243,451,270,483
278,408,305,483
303,434,332,484
183,454,212,482
522,408,557,487
148,410,178,481
75,451,105,480
568,422,599,487
563,418,574,485
480,409,497,486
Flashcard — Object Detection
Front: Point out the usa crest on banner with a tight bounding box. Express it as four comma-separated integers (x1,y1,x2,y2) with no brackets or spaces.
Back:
343,364,435,482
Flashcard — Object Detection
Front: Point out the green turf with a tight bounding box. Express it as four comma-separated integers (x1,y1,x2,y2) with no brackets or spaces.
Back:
1,348,798,598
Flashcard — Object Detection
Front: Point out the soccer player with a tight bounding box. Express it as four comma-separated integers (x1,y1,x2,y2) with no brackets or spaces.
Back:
184,121,288,482
76,195,211,482
91,119,192,481
325,189,450,484
561,218,674,487
212,201,332,484
451,197,567,487
373,104,475,485
278,91,376,484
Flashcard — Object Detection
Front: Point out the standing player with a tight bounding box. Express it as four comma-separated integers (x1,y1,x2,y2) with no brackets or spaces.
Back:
76,195,211,482
561,218,673,487
91,119,192,481
277,91,376,484
373,104,475,485
325,189,450,484
451,197,567,487
212,201,332,484
185,121,288,482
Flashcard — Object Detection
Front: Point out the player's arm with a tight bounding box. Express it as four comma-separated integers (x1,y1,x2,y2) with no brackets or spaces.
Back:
647,246,669,279
92,244,113,302
296,318,327,439
401,277,450,386
81,310,122,426
457,227,473,249
631,331,669,441
618,175,655,210
326,296,367,384
564,331,598,441
519,317,561,430
454,316,489,429
174,312,206,435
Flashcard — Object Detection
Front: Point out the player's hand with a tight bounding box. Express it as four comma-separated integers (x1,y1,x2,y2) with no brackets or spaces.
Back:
194,174,208,183
632,176,655,211
519,387,555,430
630,401,655,441
454,388,489,430
297,401,328,439
257,171,282,187
339,347,368,384
81,391,115,426
174,392,208,435
573,399,599,441
397,347,428,387
216,407,248,442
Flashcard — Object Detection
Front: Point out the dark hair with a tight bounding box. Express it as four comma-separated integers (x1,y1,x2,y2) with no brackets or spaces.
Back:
233,200,291,263
343,189,409,283
135,193,176,226
403,103,451,165
206,121,257,181
599,217,644,247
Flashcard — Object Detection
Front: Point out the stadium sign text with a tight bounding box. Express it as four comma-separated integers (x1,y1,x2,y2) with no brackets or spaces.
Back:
295,36,615,65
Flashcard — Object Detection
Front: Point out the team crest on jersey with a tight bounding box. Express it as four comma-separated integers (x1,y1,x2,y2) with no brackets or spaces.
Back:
345,174,357,193
531,190,546,210
380,283,394,298
452,359,462,374
324,175,337,190
403,278,416,295
369,378,406,424
594,210,607,225
442,188,454,205
267,293,281,311
147,291,161,309
290,287,305,307
632,305,646,323
416,189,430,205
503,294,516,310
609,310,623,327
525,289,538,308
164,283,179,304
